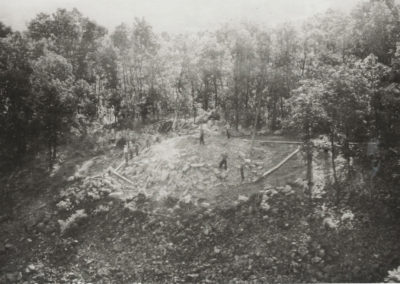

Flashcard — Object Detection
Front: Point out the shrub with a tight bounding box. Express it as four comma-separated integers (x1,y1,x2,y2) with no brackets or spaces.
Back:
385,266,400,282
58,209,88,235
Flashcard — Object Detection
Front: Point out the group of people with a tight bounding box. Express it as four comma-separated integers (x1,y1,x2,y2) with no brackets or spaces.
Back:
123,140,140,165
121,124,246,182
199,124,245,182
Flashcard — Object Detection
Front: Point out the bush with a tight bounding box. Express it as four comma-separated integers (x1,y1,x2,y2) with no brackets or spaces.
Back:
58,209,88,235
385,266,400,282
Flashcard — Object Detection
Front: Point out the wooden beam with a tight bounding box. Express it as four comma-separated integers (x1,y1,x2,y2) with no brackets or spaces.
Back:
242,139,303,145
109,168,136,186
256,147,301,182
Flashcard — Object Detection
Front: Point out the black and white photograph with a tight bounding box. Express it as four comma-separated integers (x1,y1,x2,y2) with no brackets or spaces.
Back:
1,0,400,282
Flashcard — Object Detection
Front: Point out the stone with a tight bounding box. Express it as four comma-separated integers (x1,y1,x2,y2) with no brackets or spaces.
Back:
109,191,124,199
200,202,210,208
191,163,204,168
160,171,169,181
187,273,199,279
182,164,190,173
5,243,14,250
6,272,22,282
260,202,270,211
36,222,45,231
282,185,293,194
238,195,249,202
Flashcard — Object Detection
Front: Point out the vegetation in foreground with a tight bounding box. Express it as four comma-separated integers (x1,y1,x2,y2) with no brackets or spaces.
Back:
1,0,400,282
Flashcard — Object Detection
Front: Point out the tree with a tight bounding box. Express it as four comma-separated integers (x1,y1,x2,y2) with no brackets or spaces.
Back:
0,32,34,165
31,51,75,169
285,80,327,199
0,22,12,38
350,0,400,64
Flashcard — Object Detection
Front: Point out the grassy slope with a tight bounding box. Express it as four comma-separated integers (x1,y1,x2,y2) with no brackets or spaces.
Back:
0,131,399,283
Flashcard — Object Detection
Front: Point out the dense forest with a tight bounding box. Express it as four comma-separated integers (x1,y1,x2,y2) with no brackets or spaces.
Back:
1,0,400,282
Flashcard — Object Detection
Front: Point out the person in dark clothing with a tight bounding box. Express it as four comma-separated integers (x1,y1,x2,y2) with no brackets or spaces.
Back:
226,127,231,139
123,143,129,166
219,153,227,170
135,143,139,156
240,164,245,182
128,141,134,159
200,127,205,145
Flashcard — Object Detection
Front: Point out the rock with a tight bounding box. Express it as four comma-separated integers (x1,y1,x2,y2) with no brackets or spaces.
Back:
187,273,199,279
311,256,322,263
160,171,169,181
284,185,292,192
66,272,78,279
182,164,190,173
36,222,45,231
262,215,269,220
191,163,204,168
238,195,249,202
27,264,36,272
5,243,14,250
67,175,76,182
109,191,124,199
200,202,210,208
260,202,270,211
6,272,22,282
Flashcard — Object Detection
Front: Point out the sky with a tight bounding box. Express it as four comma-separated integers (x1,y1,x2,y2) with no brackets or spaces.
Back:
0,0,364,34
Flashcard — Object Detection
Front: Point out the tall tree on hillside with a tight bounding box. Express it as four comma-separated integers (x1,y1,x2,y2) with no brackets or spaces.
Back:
0,33,34,163
28,8,107,81
350,0,400,64
31,51,76,169
285,80,327,199
0,22,12,38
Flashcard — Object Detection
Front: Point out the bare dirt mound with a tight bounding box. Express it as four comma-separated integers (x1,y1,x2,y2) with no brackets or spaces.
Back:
119,131,303,205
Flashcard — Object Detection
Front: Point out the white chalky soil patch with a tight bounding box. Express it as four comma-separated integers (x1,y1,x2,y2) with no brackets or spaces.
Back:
120,132,302,204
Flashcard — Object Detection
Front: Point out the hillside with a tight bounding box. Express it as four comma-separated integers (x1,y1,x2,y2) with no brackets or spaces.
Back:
1,122,399,283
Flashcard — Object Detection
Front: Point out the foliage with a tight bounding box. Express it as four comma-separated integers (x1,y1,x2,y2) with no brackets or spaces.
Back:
57,209,88,235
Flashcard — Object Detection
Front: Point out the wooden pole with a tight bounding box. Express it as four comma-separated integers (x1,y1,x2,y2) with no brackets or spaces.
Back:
256,147,300,182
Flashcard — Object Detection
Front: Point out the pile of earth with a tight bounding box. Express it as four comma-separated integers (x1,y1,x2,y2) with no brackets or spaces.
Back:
119,127,300,204
3,179,395,283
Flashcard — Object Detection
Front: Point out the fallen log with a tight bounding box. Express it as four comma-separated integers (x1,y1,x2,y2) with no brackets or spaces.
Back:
115,161,125,172
109,168,136,186
241,139,302,144
256,147,301,182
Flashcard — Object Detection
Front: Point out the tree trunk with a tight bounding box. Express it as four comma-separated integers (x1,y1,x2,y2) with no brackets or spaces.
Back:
330,129,338,184
330,128,340,204
271,98,277,130
250,93,262,154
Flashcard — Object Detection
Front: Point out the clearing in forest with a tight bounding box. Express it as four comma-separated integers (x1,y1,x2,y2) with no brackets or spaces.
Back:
116,127,305,206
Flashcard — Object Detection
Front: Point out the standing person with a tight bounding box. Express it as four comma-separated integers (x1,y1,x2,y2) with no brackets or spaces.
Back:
219,153,228,170
226,127,231,139
135,143,139,156
240,164,245,182
123,143,129,166
128,141,134,159
199,126,205,145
